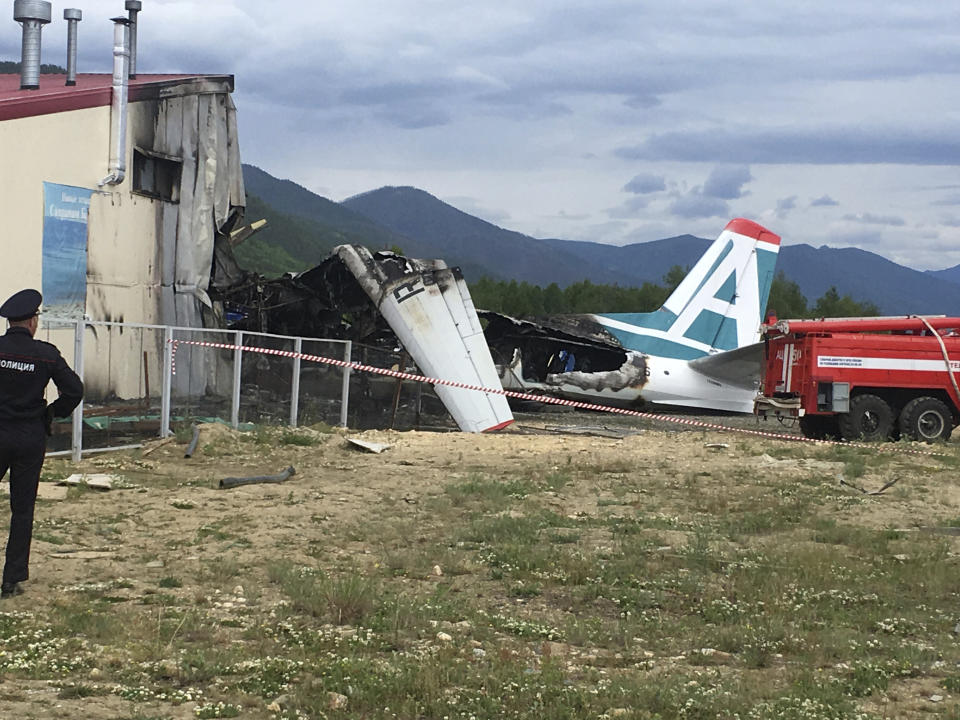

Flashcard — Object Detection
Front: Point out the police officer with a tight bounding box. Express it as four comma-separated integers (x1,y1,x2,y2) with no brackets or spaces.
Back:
0,289,83,599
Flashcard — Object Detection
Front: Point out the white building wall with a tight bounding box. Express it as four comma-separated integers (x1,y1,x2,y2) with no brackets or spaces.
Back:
0,105,111,297
1,85,245,402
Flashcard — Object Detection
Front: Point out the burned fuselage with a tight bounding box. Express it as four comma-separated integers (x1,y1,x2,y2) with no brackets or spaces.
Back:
480,311,650,406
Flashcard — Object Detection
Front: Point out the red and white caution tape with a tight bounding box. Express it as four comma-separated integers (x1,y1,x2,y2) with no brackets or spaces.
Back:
169,338,952,458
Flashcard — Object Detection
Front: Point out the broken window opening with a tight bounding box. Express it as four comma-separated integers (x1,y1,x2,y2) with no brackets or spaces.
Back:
132,147,182,203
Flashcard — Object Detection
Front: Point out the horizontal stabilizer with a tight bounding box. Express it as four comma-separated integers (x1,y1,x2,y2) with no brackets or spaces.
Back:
687,342,765,390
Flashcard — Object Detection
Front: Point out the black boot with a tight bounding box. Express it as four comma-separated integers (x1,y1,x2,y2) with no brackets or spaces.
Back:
1,582,23,598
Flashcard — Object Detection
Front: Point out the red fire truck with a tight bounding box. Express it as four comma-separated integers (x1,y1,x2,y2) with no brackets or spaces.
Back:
754,316,960,442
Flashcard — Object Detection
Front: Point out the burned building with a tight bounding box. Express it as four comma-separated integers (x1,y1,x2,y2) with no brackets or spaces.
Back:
1,2,244,400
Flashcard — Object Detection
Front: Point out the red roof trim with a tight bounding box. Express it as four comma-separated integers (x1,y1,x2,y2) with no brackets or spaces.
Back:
0,73,234,122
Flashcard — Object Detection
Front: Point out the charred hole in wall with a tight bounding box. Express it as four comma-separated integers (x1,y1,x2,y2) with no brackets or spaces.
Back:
132,147,182,203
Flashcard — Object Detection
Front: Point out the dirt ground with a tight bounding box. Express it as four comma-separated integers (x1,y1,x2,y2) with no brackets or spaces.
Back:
25,412,958,596
1,409,959,718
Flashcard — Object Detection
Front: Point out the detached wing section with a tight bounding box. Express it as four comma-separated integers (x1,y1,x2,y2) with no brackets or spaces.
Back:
687,342,765,390
335,245,514,433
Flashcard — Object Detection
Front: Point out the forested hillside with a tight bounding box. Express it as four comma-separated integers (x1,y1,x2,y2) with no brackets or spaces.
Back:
469,271,879,319
237,166,900,319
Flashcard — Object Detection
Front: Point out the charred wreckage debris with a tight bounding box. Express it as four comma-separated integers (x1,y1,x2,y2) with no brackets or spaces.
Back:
211,236,397,344
208,237,513,432
479,311,647,397
209,234,650,428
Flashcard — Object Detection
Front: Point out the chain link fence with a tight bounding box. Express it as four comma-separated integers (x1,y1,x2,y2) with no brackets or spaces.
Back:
36,320,357,459
37,318,459,459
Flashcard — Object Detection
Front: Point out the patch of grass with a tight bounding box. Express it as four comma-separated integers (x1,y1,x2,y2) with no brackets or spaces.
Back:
56,682,110,698
508,581,542,598
172,423,195,443
720,492,813,538
158,576,183,589
822,444,887,479
197,557,241,585
33,531,67,545
545,529,579,544
269,563,378,625
50,601,125,642
543,469,573,491
942,675,960,693
460,514,542,545
446,473,536,508
277,428,325,446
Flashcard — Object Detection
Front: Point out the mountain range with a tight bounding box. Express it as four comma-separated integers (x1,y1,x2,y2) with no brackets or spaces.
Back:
241,164,960,316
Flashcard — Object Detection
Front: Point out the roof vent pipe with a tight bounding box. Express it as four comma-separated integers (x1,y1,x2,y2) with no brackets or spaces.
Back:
13,0,52,90
99,17,131,187
125,1,141,79
63,9,82,86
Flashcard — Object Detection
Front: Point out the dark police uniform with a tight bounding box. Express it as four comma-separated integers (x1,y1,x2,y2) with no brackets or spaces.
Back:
0,289,83,597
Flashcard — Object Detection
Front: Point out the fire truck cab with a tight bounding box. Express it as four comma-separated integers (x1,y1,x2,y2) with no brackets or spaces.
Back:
754,316,960,442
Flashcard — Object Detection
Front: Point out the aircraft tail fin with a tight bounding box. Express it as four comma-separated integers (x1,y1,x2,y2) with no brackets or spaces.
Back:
594,219,780,359
660,218,780,351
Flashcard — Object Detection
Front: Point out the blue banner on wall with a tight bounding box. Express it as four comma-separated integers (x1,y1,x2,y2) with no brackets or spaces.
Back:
42,182,91,318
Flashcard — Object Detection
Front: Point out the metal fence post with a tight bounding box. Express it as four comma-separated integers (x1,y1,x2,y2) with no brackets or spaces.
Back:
71,319,85,462
231,330,243,429
160,326,173,437
340,340,351,428
290,337,302,428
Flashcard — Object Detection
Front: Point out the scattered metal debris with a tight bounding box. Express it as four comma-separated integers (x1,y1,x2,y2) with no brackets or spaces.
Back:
142,436,176,457
184,424,201,458
837,475,900,496
917,526,960,536
541,425,639,439
219,465,296,489
49,550,117,560
346,437,392,454
59,473,120,491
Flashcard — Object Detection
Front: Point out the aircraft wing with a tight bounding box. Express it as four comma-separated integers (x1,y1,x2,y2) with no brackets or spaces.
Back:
335,245,514,433
687,342,764,390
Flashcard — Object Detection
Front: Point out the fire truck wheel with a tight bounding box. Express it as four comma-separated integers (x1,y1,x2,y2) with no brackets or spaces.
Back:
899,397,953,442
798,415,840,440
838,394,894,441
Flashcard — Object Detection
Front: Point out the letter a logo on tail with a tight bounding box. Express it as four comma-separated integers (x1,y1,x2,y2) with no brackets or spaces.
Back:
593,219,781,360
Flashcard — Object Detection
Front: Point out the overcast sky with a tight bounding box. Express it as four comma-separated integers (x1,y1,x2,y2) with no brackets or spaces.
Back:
4,1,960,270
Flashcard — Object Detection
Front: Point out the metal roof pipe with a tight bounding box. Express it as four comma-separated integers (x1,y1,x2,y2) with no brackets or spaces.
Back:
63,9,82,86
99,17,131,187
125,1,141,79
13,0,52,90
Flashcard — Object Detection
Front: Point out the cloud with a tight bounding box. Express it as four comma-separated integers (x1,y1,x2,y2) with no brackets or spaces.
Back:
608,195,653,218
932,195,960,207
826,228,884,248
841,213,907,227
623,173,666,194
552,210,592,222
703,165,752,199
375,106,452,130
669,191,728,219
624,94,662,110
614,127,960,165
811,195,839,207
776,196,798,219
443,195,511,225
